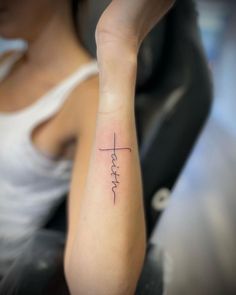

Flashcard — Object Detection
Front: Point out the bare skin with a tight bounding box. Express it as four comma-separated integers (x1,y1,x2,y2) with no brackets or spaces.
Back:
0,0,175,293
66,0,175,294
0,0,97,160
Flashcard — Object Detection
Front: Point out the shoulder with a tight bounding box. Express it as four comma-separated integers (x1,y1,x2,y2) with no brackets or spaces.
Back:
61,73,100,138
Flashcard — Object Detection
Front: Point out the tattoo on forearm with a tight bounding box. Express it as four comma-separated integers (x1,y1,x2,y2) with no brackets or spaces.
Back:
99,133,131,204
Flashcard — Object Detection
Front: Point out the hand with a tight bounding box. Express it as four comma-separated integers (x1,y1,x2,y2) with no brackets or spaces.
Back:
96,0,175,55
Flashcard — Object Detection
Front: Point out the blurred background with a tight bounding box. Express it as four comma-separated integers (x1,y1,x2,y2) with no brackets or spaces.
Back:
152,0,236,294
0,0,235,294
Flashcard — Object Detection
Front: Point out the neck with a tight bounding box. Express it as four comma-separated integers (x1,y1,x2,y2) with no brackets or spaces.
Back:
24,3,90,71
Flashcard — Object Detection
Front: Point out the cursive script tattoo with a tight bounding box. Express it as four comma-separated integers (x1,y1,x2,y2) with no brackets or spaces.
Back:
99,133,131,204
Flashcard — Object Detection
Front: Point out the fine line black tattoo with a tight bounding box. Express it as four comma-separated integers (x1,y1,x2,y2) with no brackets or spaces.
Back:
99,133,131,204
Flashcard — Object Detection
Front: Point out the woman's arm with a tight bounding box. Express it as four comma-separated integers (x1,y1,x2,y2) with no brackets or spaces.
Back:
65,1,175,294
67,61,145,294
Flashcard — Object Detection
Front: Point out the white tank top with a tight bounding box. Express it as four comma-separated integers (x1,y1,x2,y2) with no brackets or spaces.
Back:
0,50,99,277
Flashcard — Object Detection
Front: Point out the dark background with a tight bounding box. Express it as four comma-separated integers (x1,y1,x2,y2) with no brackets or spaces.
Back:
0,0,235,293
153,0,236,294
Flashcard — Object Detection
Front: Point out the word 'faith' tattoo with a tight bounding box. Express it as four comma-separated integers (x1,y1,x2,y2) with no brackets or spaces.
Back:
99,133,131,204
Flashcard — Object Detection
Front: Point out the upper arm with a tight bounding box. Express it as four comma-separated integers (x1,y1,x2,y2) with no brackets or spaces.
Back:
64,75,99,269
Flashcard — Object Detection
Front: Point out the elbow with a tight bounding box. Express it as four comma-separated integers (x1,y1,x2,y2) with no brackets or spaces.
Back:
64,239,146,295
113,239,147,294
124,239,147,293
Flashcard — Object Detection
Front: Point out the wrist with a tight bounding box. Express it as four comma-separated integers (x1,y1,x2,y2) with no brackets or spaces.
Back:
96,28,138,67
98,91,136,115
95,30,138,114
97,60,137,114
97,46,138,73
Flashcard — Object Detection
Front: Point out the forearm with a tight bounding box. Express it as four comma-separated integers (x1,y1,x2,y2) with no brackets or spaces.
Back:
66,53,146,294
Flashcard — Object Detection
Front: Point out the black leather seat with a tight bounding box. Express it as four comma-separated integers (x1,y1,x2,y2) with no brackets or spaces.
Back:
0,0,213,294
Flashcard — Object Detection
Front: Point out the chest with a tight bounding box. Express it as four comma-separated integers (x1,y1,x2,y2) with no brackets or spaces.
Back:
0,58,62,112
0,71,77,161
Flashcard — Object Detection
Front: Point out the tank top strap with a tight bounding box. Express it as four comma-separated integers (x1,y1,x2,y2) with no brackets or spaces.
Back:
23,60,99,139
0,54,99,136
0,49,26,81
51,60,99,101
31,59,99,114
